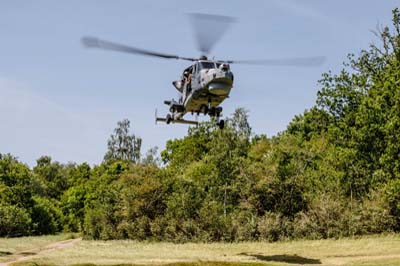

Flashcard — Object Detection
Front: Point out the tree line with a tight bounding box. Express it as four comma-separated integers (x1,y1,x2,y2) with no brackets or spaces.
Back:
1,8,400,241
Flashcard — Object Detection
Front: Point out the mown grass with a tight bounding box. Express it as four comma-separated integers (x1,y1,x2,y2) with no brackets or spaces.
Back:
3,234,400,266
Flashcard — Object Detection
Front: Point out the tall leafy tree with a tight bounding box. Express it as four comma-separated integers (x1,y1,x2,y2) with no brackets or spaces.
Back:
104,119,142,163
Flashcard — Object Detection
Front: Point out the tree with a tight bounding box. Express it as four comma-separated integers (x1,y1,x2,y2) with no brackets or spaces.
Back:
0,154,35,208
34,156,69,200
104,119,142,163
141,146,160,166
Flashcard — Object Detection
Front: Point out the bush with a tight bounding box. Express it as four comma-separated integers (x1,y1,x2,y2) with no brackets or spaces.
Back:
31,196,63,235
258,212,293,242
385,179,400,230
230,210,259,241
356,189,396,234
0,205,32,237
83,208,103,239
61,185,86,232
126,216,152,240
149,217,168,241
197,200,232,241
293,195,348,239
83,205,120,240
176,219,202,242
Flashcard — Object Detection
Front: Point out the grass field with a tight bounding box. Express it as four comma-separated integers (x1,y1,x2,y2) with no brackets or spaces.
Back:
0,234,399,266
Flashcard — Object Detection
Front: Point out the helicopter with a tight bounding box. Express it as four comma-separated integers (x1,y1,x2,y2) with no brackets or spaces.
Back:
82,13,325,129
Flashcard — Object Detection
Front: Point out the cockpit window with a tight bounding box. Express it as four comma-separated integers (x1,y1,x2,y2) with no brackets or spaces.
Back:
198,62,216,70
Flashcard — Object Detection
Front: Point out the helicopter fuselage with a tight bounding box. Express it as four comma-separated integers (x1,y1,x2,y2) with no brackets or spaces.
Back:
158,60,233,127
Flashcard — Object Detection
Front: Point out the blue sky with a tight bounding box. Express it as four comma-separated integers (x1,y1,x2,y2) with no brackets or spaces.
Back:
1,1,399,166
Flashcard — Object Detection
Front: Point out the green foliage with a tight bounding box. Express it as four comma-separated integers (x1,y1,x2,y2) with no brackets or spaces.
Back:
385,179,400,230
83,204,114,240
258,212,292,242
0,204,32,237
0,154,35,208
230,210,258,241
34,156,69,200
61,184,87,232
293,195,353,239
67,162,91,186
286,108,332,140
31,196,62,235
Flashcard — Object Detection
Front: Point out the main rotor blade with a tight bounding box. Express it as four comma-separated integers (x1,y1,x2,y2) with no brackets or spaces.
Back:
81,36,197,61
224,56,326,67
188,13,236,55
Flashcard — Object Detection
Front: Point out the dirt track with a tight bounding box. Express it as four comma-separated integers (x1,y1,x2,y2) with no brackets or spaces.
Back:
0,238,81,266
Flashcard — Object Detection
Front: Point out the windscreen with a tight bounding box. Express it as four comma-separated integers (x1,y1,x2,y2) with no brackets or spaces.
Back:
198,62,216,70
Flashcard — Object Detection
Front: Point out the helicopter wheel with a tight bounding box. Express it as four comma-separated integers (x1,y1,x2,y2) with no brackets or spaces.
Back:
166,114,172,124
217,119,225,130
201,105,208,115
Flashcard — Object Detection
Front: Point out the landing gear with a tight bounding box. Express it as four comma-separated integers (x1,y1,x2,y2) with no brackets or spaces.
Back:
166,114,172,124
200,104,208,115
217,119,225,130
214,106,224,130
198,103,224,129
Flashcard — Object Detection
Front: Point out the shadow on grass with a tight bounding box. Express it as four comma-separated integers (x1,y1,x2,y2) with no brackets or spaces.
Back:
19,251,37,256
239,253,321,265
0,251,13,256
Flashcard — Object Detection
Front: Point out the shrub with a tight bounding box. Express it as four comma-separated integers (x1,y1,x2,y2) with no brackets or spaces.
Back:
149,216,168,241
293,195,347,239
197,200,232,241
31,196,63,234
0,205,32,237
385,179,400,230
356,189,396,234
83,206,119,240
258,212,293,242
230,210,259,241
83,208,103,239
127,216,152,240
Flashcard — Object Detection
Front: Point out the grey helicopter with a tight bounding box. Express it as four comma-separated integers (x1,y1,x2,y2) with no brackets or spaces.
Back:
82,13,325,129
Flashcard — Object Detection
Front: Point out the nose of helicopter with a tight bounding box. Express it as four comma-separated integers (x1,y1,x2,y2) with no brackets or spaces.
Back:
208,80,232,96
